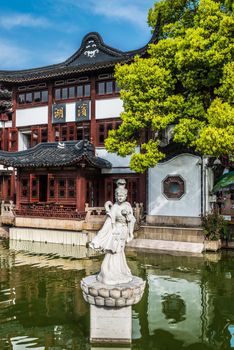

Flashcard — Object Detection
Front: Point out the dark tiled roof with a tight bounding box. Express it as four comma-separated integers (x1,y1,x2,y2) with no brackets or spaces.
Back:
0,27,160,83
0,140,112,169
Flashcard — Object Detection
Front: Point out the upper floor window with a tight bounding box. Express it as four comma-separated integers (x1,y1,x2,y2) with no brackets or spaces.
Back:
55,84,91,101
96,119,121,146
97,80,120,96
18,90,48,105
52,122,90,142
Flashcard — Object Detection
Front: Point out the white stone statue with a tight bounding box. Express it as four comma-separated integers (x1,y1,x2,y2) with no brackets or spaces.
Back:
90,179,135,285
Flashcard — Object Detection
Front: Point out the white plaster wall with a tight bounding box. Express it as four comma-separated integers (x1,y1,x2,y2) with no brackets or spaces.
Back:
66,102,76,122
97,147,134,174
96,98,123,119
148,154,201,217
16,106,48,127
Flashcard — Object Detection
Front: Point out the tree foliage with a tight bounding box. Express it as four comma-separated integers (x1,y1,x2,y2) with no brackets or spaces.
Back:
105,0,234,173
0,87,12,114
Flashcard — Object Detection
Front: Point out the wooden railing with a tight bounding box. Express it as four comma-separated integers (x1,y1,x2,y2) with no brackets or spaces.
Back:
1,201,144,224
14,203,86,220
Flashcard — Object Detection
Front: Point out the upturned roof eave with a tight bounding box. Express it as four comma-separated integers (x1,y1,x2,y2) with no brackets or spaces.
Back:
0,25,160,84
0,58,132,84
0,141,112,169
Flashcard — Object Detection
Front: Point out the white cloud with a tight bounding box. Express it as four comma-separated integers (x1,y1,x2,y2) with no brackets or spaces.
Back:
0,13,50,29
57,0,154,28
0,40,30,69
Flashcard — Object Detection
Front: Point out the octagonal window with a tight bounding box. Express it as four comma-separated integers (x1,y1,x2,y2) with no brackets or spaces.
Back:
163,175,185,199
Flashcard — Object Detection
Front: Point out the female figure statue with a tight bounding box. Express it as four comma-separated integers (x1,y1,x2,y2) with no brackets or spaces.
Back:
90,179,135,285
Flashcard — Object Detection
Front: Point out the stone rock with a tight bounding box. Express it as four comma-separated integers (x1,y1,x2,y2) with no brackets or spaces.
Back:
95,296,105,306
98,288,109,298
110,288,121,299
115,297,126,307
105,297,115,307
89,287,98,297
87,295,95,305
126,298,135,306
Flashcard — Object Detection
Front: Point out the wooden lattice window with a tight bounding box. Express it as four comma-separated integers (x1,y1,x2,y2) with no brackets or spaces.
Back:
17,90,48,106
58,178,66,198
163,175,185,199
48,175,55,201
31,127,48,147
21,177,29,201
54,84,90,101
61,126,67,141
77,122,90,141
68,125,76,141
30,175,39,202
41,128,48,143
8,129,18,151
97,80,120,96
52,122,91,142
68,179,76,198
96,120,121,146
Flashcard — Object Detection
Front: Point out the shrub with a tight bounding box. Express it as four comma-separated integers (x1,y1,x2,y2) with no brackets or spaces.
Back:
201,210,228,241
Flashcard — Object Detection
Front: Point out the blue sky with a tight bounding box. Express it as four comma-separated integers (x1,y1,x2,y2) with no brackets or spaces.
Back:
0,0,155,70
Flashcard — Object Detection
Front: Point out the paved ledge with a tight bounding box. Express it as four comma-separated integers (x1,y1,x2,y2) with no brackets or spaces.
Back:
9,227,90,245
128,238,204,253
136,225,204,243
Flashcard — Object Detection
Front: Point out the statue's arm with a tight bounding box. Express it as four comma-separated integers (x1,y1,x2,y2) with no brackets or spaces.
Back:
125,203,136,242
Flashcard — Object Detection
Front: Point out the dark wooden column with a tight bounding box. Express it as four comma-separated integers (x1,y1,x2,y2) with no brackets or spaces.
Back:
76,172,86,212
47,83,53,142
2,175,8,200
90,75,97,146
10,171,16,201
11,88,17,129
16,169,21,209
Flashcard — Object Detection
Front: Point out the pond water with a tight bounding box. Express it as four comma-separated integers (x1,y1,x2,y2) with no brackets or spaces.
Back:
0,240,234,350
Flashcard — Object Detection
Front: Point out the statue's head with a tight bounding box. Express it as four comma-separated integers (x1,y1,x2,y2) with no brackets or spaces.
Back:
115,179,127,203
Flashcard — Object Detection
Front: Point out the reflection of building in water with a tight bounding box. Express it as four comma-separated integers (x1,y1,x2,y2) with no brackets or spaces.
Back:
0,241,93,349
147,273,203,345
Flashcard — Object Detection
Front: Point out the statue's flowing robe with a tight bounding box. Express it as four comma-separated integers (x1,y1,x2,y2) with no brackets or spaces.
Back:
90,202,135,285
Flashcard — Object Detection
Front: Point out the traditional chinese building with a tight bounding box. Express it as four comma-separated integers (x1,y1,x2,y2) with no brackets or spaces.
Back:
0,27,226,237
0,31,151,226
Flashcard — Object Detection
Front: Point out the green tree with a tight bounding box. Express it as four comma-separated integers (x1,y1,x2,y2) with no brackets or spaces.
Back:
105,0,234,172
0,86,12,114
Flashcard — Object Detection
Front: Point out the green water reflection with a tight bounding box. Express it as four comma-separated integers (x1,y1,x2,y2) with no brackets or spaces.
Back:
0,240,234,350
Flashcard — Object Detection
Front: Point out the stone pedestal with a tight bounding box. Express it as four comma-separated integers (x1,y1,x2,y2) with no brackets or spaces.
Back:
90,305,132,343
81,275,145,344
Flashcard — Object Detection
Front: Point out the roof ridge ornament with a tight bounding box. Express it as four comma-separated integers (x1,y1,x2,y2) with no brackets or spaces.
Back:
84,39,100,58
57,141,65,149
